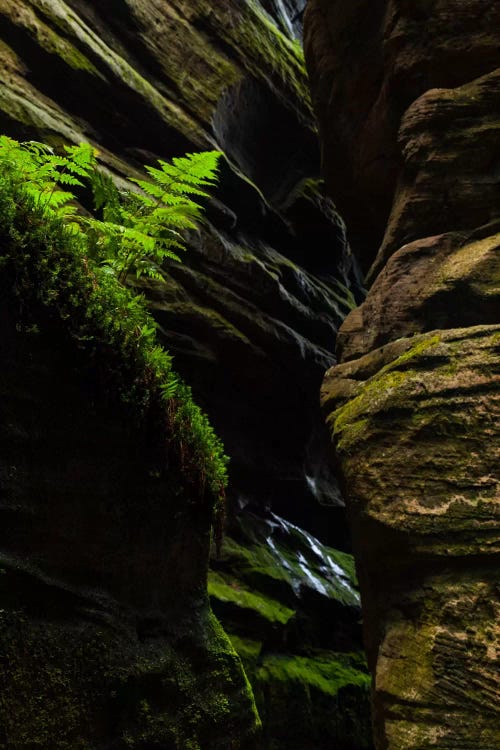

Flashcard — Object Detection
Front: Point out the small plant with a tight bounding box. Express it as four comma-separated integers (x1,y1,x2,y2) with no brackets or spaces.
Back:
0,134,228,537
0,136,96,218
0,135,221,284
86,150,220,282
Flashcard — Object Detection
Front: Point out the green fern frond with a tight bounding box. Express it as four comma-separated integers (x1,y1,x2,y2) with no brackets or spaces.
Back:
0,133,228,530
44,190,75,207
21,140,55,157
55,172,83,187
129,178,165,200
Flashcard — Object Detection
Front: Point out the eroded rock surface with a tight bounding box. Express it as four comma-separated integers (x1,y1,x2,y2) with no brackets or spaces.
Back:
321,327,500,749
0,0,361,539
304,0,500,274
305,0,500,747
210,511,372,750
0,1,370,747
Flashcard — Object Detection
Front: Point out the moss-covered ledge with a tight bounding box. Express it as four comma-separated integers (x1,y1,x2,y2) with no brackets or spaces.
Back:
0,161,260,748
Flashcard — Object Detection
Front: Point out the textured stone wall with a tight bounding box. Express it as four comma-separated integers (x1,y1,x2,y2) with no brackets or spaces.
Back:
0,0,359,535
0,288,260,748
0,1,372,747
305,1,500,747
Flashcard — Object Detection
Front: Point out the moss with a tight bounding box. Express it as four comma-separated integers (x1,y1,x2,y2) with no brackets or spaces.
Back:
7,2,100,76
387,334,441,370
211,0,313,123
208,571,295,625
0,601,260,748
332,334,442,453
35,23,101,75
217,528,360,614
257,652,371,698
158,298,253,346
253,650,373,749
0,146,228,523
227,633,262,669
32,0,204,144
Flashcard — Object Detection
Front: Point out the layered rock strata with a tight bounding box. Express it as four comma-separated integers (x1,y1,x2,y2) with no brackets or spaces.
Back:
305,0,500,748
0,0,371,746
0,0,360,540
210,511,372,750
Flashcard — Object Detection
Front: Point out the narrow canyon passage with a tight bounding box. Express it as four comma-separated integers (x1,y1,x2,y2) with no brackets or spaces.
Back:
0,1,498,749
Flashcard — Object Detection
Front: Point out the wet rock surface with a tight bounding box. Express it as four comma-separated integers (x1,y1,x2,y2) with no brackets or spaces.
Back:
305,0,500,747
0,0,362,537
210,511,372,750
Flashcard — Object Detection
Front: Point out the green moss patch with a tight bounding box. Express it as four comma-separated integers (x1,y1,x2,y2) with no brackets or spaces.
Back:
257,651,371,698
226,633,262,670
208,571,295,625
0,604,260,749
219,526,359,609
331,334,442,454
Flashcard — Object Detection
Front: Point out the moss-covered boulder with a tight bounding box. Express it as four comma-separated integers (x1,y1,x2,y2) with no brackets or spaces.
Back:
321,327,500,749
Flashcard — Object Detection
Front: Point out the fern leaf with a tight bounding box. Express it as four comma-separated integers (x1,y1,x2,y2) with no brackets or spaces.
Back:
125,191,156,209
56,204,79,217
65,162,93,178
64,143,97,168
129,178,166,200
58,173,84,187
45,190,75,208
21,140,55,157
89,169,122,224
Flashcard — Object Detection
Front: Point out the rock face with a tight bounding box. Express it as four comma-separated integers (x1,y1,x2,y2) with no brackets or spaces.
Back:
0,0,362,538
0,241,260,748
210,511,372,750
305,1,500,748
305,0,500,275
0,0,372,747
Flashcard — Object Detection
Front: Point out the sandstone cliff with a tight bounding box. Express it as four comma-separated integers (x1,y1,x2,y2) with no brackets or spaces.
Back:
305,1,500,748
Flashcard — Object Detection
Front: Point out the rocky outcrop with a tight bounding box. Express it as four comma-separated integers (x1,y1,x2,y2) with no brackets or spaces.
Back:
0,0,371,747
304,0,500,274
320,326,500,749
0,227,259,748
305,0,500,748
0,0,361,538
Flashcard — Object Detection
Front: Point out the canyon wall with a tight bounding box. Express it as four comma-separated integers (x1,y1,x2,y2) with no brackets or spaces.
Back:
0,1,371,747
305,1,500,748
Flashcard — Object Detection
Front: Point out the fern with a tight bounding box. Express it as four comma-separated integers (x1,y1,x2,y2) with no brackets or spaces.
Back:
89,149,221,283
0,137,96,221
0,134,229,528
0,135,221,286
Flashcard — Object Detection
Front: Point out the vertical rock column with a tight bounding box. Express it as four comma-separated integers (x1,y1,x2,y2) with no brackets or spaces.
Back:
304,1,500,748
